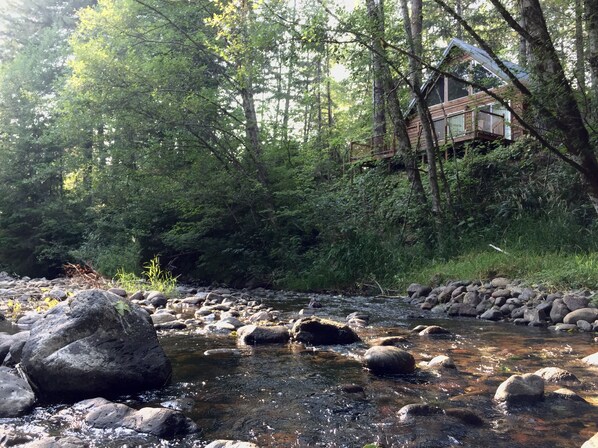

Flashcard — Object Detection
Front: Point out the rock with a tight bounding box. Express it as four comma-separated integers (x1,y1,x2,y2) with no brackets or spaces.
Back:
491,289,511,299
85,401,198,438
362,346,415,375
308,298,322,308
129,290,145,302
204,348,243,356
0,367,35,417
490,277,510,288
17,312,42,330
510,307,525,319
154,321,187,330
463,291,481,306
582,352,598,366
369,336,408,346
494,373,544,405
413,285,432,298
550,388,587,402
108,288,127,298
447,303,478,317
205,441,260,448
533,367,580,383
549,299,570,323
291,317,359,345
346,311,369,323
582,432,598,448
563,308,598,325
151,313,177,325
397,403,442,422
536,301,552,314
147,291,168,308
424,355,456,369
2,331,29,366
340,383,365,393
248,310,272,323
18,436,87,447
418,325,451,336
237,325,290,344
444,408,484,426
553,323,578,331
480,308,503,321
562,294,590,311
438,286,457,303
420,296,438,310
524,308,547,326
407,283,422,297
21,289,171,400
578,320,593,331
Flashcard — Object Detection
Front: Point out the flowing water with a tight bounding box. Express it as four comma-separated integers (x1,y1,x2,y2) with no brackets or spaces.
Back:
2,292,598,447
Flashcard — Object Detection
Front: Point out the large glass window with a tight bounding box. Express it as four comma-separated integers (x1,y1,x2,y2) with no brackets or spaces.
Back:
472,63,501,91
426,76,445,106
447,114,465,137
433,118,446,141
447,62,469,101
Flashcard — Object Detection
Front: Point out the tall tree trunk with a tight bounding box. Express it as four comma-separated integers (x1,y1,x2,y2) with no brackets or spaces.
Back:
365,0,426,202
586,0,598,117
576,0,585,91
366,0,387,155
402,0,442,215
520,0,598,213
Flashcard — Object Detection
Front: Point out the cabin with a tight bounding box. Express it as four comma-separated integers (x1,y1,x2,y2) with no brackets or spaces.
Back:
349,38,528,162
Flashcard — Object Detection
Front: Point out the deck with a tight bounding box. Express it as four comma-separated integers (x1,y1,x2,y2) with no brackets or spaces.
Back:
349,109,508,162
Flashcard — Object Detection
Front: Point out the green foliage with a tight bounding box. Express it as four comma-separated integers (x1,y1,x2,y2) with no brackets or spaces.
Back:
113,299,130,316
115,256,177,294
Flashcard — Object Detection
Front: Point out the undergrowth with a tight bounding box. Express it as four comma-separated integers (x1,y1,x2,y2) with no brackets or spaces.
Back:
114,256,178,294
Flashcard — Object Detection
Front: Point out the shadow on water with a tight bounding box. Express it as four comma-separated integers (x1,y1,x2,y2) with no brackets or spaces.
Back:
2,292,598,447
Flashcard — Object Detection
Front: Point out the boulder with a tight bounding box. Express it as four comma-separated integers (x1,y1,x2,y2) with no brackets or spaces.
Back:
582,352,598,366
151,313,177,325
533,367,579,384
480,308,503,321
424,355,456,369
562,294,589,311
362,346,415,375
524,308,547,326
2,331,29,366
490,277,510,288
85,401,198,438
107,288,127,298
418,325,451,336
550,388,587,402
447,303,478,317
397,403,442,422
0,367,35,417
578,320,593,331
291,317,359,345
205,441,260,448
549,299,570,323
237,325,290,345
369,336,408,347
582,432,598,448
563,308,598,325
494,373,544,405
20,289,171,400
147,291,168,308
18,437,87,447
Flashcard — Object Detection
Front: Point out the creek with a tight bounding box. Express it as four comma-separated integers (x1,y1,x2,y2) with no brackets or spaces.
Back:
2,292,598,447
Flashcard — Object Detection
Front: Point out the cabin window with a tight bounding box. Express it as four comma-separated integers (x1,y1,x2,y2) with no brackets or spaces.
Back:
447,63,469,101
433,118,445,141
472,63,501,91
427,76,445,106
447,114,465,137
478,103,510,139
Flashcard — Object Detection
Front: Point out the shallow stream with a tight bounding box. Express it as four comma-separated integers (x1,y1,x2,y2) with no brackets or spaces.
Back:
2,292,598,447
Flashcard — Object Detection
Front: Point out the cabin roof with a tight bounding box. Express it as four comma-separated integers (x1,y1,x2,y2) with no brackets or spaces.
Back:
406,38,528,116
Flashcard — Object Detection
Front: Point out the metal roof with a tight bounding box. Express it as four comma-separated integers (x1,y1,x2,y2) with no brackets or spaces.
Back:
406,38,528,116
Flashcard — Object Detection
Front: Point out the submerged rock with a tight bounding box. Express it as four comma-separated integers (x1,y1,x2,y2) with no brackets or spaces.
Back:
0,367,35,417
494,373,544,405
397,403,442,422
291,317,360,345
418,325,451,336
362,346,415,375
20,289,171,400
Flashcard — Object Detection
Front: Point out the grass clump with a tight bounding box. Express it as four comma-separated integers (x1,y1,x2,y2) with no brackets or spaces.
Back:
114,256,177,294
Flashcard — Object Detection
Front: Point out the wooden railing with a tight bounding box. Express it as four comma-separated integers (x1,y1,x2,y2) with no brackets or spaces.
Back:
349,134,397,162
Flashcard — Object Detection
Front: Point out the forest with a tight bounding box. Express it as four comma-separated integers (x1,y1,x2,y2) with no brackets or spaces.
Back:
0,0,597,291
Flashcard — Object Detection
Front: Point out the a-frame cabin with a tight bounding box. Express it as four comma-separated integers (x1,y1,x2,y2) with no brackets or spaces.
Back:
349,38,528,162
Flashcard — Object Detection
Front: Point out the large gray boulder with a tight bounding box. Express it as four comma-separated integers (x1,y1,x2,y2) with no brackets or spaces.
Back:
84,400,198,438
291,317,359,345
494,373,544,405
237,325,290,344
549,299,570,323
563,308,598,325
363,346,415,375
0,367,35,417
20,289,171,400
